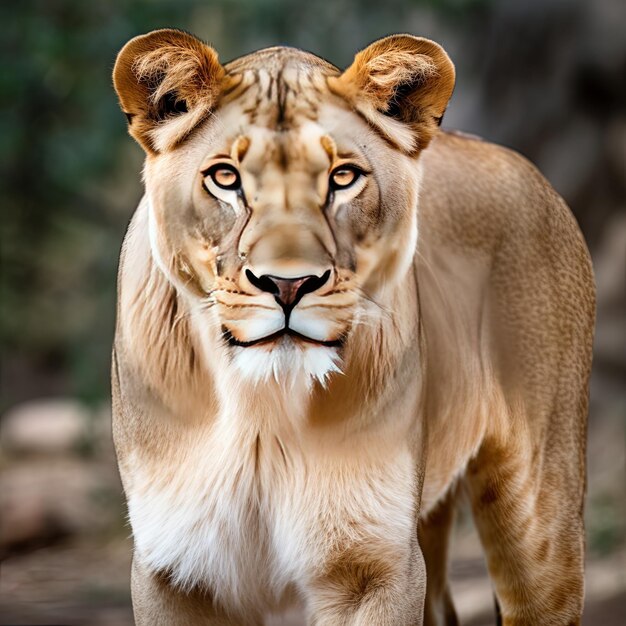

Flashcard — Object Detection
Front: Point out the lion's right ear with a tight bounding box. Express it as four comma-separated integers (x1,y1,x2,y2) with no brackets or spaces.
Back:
113,29,226,153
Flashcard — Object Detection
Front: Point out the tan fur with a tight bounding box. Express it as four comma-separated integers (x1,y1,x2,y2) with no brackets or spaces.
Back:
112,30,595,626
113,29,231,152
328,35,455,152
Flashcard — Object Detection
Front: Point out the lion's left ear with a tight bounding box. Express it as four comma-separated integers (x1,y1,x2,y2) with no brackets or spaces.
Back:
328,35,455,154
113,29,228,154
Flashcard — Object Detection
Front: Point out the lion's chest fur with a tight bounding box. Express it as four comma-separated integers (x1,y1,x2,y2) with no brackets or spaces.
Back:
128,422,282,610
126,408,418,613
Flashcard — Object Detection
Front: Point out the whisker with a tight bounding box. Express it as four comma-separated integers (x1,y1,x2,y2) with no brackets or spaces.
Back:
349,317,381,330
215,300,276,311
298,303,354,311
213,288,256,297
352,286,392,319
413,247,449,306
322,288,352,297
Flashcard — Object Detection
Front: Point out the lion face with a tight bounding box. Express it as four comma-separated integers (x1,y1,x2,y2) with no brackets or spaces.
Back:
114,30,454,385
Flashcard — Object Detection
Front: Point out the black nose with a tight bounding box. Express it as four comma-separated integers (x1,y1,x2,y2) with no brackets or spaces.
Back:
246,269,331,311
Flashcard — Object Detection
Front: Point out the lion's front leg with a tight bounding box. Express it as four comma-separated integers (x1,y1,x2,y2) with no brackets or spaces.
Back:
280,441,426,625
304,536,426,626
131,557,258,626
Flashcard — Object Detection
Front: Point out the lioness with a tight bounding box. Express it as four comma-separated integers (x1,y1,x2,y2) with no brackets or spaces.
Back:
111,29,595,625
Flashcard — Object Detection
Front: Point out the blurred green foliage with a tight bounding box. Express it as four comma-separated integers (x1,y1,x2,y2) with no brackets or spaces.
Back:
1,0,491,408
587,491,626,557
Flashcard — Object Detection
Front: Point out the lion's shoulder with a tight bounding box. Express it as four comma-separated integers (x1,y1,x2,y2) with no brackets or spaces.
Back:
418,129,575,256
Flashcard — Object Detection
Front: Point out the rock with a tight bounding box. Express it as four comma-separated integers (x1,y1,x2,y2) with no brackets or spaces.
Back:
0,399,125,557
1,398,89,455
0,457,125,558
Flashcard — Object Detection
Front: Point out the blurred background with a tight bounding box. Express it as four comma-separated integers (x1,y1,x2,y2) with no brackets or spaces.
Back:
1,0,624,624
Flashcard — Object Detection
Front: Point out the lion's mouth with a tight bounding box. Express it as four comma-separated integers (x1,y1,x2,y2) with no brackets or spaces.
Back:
221,326,344,349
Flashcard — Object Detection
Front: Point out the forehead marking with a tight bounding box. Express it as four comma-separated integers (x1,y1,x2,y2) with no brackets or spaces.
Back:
320,135,337,164
233,136,251,162
232,66,325,130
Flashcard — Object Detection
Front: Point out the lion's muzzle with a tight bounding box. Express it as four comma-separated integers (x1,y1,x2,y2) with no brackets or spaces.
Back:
223,267,341,347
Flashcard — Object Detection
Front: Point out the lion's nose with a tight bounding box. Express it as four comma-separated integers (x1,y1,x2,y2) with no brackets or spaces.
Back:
245,269,331,311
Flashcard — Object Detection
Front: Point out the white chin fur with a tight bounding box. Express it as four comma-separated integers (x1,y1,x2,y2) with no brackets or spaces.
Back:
231,340,342,388
288,308,338,341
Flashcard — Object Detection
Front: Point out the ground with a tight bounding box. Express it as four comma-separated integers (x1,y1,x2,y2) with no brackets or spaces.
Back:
1,386,624,625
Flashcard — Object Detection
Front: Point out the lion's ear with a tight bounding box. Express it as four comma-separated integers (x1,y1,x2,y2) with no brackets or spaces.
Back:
329,35,455,153
113,29,226,153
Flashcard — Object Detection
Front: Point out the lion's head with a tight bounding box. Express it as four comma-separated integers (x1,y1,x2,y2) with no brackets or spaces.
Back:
113,30,454,386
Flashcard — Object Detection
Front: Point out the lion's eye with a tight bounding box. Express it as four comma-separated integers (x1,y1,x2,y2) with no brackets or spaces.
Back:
330,166,361,191
205,164,241,191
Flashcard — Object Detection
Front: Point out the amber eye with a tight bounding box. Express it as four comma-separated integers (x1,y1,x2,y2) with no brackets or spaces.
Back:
205,163,241,191
329,166,362,191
